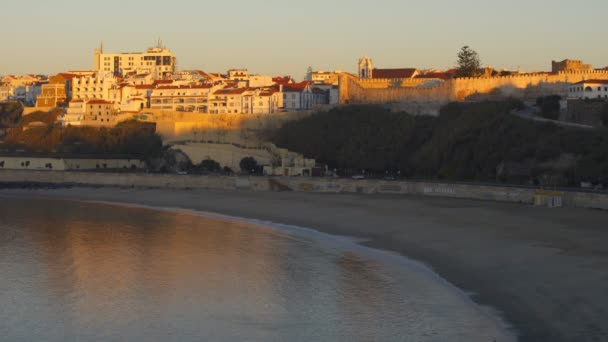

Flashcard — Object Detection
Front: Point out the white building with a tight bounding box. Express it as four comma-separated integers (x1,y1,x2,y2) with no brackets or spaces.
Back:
94,43,176,77
150,85,217,112
71,71,121,103
209,88,281,114
61,99,126,127
569,80,608,100
281,82,329,111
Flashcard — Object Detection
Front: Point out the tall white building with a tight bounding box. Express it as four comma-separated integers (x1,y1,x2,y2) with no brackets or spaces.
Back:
93,42,176,77
71,71,120,103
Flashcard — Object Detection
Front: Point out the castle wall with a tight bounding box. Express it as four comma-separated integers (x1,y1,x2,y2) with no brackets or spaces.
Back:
339,70,608,114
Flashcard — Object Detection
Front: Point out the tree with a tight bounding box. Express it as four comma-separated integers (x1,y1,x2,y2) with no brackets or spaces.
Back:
601,103,608,127
239,157,259,174
199,159,221,172
456,46,482,78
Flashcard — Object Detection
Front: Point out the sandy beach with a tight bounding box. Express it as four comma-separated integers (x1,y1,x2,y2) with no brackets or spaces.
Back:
2,186,608,342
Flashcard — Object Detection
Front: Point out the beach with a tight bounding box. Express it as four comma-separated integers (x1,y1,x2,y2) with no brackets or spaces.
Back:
2,186,607,341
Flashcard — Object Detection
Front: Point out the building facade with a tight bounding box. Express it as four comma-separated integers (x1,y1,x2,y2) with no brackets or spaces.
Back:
150,85,216,112
94,44,176,77
569,80,608,99
35,73,75,108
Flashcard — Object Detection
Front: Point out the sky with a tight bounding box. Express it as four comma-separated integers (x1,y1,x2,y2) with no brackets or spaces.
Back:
1,0,607,80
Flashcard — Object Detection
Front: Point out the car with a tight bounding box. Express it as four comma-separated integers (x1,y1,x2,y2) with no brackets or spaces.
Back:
176,171,188,175
383,176,396,181
351,174,365,180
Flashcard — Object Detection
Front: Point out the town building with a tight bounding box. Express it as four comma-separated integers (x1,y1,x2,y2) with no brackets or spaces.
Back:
281,81,332,110
35,73,76,108
61,99,122,127
568,80,608,99
358,55,419,79
0,75,47,105
71,71,121,103
93,42,176,77
209,88,282,114
150,84,217,112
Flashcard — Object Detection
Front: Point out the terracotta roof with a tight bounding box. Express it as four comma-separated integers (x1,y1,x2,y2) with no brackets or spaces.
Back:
153,80,174,85
155,85,212,90
213,88,248,95
281,81,311,92
371,68,417,79
135,85,154,90
574,79,608,85
272,76,293,85
87,99,113,105
416,70,455,80
56,73,78,80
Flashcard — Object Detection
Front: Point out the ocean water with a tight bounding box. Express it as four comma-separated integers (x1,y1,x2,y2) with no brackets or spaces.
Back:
0,197,515,341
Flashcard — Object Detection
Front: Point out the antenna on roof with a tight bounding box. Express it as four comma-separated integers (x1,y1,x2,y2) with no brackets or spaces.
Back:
156,37,165,49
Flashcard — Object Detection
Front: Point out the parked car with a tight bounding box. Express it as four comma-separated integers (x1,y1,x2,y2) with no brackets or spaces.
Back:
351,174,365,180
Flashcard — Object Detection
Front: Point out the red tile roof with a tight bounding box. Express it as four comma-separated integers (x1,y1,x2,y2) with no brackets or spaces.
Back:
281,81,311,92
575,79,608,85
213,88,248,95
153,80,174,85
87,99,113,105
416,70,456,80
372,68,417,79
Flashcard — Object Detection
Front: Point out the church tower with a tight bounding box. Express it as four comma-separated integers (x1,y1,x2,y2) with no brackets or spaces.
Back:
358,56,373,79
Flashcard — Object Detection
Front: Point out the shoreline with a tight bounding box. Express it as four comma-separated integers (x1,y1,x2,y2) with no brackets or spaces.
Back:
2,187,608,341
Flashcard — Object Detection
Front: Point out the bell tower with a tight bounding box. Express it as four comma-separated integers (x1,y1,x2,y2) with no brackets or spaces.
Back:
358,55,373,79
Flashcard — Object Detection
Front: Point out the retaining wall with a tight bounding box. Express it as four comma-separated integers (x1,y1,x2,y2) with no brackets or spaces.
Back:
2,170,607,210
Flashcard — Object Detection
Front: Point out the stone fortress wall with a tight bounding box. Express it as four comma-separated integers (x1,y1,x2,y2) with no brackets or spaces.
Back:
339,70,608,114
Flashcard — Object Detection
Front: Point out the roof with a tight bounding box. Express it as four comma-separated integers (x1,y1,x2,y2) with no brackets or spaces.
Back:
213,88,248,95
281,81,311,92
371,68,418,79
574,79,608,85
86,99,113,105
155,85,212,90
416,70,456,80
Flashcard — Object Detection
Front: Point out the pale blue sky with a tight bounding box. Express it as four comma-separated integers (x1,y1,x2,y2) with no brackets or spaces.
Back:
1,0,607,79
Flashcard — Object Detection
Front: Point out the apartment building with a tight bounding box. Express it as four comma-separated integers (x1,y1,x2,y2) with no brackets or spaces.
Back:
94,43,176,77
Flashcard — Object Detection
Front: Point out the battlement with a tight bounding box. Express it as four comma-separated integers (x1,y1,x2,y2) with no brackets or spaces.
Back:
339,69,608,110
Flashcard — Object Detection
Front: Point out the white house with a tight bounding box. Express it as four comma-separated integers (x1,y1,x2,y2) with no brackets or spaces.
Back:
569,79,608,100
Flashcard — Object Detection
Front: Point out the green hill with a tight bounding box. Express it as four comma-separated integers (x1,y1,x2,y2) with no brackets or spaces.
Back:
273,102,608,186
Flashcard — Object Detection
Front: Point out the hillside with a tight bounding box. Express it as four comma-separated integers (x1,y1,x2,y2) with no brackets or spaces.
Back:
0,102,24,127
272,103,608,186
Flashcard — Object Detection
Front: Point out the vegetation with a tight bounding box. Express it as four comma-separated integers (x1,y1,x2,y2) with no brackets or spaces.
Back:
536,95,561,120
0,102,23,127
601,103,608,127
239,157,260,174
2,119,162,160
20,108,62,126
273,103,608,186
455,46,482,78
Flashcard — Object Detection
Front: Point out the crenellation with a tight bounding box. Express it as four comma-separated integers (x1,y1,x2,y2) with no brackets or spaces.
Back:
340,68,608,113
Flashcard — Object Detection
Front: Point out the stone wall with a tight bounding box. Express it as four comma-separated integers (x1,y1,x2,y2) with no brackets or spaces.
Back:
565,99,607,126
2,170,608,210
340,70,608,114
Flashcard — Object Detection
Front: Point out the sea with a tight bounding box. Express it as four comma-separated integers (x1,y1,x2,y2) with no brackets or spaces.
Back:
0,197,515,341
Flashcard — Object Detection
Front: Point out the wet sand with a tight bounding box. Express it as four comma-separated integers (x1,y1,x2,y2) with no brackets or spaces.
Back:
2,187,608,341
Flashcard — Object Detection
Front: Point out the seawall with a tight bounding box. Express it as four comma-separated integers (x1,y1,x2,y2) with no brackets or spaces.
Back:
1,170,607,210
